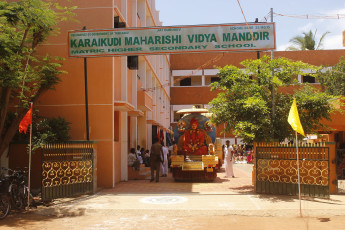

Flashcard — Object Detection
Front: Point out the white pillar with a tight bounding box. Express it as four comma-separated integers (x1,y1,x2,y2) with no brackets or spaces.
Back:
202,69,205,86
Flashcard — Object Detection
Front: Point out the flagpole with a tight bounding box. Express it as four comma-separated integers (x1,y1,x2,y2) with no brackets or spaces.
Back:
295,130,302,217
27,102,33,209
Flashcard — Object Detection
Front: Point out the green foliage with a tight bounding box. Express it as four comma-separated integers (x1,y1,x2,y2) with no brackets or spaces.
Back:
0,0,74,99
286,30,330,51
316,57,345,96
31,116,71,151
209,56,336,144
14,116,71,151
0,0,76,156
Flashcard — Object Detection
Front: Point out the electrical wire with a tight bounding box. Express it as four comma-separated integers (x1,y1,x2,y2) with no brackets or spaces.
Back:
261,12,271,22
236,0,255,37
274,12,345,20
141,0,251,93
142,9,345,93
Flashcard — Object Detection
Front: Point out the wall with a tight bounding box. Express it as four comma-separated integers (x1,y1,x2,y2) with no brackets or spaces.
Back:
36,0,170,187
170,50,345,70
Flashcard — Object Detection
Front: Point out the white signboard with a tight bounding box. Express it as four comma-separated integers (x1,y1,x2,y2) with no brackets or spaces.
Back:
68,23,275,57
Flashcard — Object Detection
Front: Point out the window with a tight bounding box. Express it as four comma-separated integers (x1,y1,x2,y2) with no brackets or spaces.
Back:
205,76,219,85
114,16,126,28
180,77,191,86
211,77,220,83
302,75,316,83
127,56,138,70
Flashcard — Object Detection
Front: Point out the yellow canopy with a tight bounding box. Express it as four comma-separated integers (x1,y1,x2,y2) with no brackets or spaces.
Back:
176,106,209,114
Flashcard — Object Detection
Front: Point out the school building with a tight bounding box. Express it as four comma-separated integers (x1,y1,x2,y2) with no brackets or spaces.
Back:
37,0,170,188
169,50,345,146
35,0,345,188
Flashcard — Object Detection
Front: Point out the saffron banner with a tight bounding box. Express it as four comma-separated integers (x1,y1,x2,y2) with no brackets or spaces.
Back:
19,104,33,134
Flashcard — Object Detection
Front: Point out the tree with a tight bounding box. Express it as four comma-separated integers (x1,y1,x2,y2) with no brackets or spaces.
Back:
316,57,345,96
209,56,336,144
286,30,330,51
0,0,75,157
13,116,71,152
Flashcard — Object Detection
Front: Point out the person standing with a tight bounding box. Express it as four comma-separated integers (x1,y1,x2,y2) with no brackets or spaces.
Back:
225,140,235,178
150,137,164,182
161,144,169,177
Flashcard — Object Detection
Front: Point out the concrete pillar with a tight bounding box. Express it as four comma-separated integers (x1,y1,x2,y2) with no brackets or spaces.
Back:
120,112,128,181
138,114,147,149
121,56,127,101
121,0,127,21
130,116,137,150
137,0,146,27
148,123,153,149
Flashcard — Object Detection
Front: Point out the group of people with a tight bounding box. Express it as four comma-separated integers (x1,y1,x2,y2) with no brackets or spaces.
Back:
129,135,253,181
128,145,151,171
222,143,254,164
149,138,178,182
128,139,178,182
222,141,255,178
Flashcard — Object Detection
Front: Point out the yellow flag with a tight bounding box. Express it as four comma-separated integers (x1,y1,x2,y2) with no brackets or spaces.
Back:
288,98,305,136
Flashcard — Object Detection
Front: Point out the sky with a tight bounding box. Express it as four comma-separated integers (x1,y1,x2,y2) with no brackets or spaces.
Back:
155,0,345,51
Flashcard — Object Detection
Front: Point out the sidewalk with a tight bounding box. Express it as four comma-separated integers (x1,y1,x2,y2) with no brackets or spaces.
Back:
1,164,345,229
36,163,345,217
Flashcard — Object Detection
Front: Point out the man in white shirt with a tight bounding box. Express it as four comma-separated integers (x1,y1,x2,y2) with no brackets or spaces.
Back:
225,140,235,178
161,144,169,177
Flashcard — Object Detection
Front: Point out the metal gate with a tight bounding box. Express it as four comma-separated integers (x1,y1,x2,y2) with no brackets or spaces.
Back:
336,149,345,193
336,149,345,179
256,143,329,198
41,142,95,201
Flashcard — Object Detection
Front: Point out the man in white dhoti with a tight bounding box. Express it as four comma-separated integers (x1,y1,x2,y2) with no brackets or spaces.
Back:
161,144,169,177
225,140,235,178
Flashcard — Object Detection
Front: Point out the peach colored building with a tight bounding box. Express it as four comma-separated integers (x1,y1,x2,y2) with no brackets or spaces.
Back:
169,50,345,145
33,0,345,189
37,0,170,188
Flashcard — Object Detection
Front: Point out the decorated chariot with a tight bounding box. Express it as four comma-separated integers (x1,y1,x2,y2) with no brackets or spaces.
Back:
171,107,220,181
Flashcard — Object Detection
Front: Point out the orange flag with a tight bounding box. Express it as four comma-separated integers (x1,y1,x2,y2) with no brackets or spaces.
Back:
19,104,33,134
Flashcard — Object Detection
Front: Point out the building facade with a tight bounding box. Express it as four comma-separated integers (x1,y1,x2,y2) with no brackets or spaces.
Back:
30,0,345,188
170,50,345,145
37,0,170,187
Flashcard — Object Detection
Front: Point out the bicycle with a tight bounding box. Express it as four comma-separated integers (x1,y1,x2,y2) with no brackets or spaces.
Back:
0,167,36,219
0,172,11,219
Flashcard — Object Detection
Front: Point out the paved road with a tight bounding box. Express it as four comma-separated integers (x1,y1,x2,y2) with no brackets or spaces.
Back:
1,164,345,230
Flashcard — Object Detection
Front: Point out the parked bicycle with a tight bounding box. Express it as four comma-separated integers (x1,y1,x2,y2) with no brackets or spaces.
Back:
0,173,11,219
0,167,36,219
